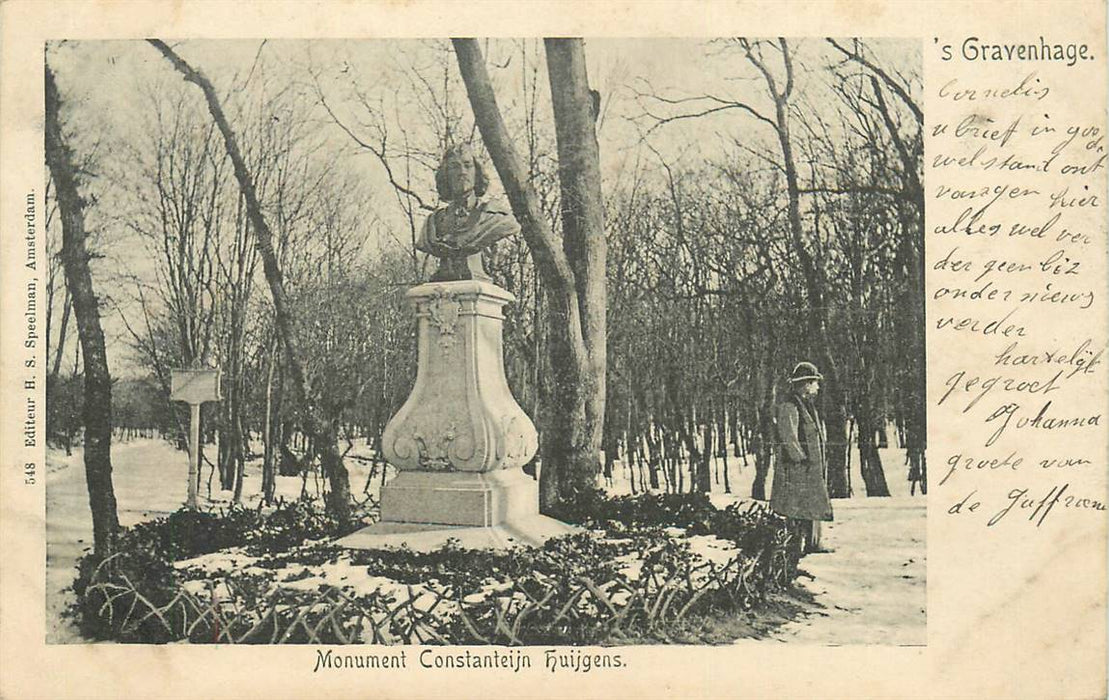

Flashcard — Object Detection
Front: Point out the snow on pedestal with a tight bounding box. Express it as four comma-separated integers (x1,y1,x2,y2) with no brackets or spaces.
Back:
339,279,576,552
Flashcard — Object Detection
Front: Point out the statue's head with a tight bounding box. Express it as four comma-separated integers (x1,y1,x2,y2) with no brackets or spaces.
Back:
435,143,489,202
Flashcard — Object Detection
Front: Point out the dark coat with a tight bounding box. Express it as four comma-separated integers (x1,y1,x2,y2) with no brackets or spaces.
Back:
770,392,833,521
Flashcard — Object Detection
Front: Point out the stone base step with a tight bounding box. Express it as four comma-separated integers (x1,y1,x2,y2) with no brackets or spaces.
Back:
336,514,578,552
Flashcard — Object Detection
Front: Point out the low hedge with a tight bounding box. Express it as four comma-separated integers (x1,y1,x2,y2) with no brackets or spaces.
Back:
70,491,803,644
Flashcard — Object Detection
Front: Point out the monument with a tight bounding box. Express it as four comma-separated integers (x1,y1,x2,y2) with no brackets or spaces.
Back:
340,145,576,551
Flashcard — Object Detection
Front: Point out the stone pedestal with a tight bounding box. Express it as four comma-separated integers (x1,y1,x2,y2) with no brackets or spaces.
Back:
380,470,539,527
339,280,576,552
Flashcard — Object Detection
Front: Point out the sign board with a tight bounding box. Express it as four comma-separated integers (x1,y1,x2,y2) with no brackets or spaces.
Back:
170,368,221,404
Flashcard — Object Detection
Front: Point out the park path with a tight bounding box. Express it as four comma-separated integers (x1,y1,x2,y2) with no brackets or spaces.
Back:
768,496,927,645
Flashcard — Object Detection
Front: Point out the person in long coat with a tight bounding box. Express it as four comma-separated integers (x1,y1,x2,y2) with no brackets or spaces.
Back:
771,361,834,553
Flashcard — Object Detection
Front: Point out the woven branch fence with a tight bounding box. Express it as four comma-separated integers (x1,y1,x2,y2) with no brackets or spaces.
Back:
79,527,800,645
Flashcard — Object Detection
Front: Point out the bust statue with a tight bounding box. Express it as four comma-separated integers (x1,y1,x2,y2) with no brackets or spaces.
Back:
417,144,519,281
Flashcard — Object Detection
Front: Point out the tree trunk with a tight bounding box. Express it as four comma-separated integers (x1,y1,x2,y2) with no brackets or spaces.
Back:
546,37,607,498
664,429,681,493
627,436,639,494
261,336,278,504
541,308,594,505
50,289,72,380
149,40,352,524
697,423,713,493
45,65,120,557
647,423,660,490
645,427,661,490
677,421,698,493
819,356,851,498
223,298,248,496
717,399,732,494
218,406,234,491
279,420,300,477
452,38,603,511
601,411,617,486
231,405,247,503
751,367,777,501
856,400,891,497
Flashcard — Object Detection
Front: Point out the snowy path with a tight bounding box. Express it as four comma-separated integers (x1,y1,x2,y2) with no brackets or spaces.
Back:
46,440,197,642
769,496,926,645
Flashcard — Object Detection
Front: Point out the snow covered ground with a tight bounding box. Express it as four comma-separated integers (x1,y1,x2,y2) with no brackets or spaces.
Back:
765,497,925,645
698,448,927,646
46,437,925,645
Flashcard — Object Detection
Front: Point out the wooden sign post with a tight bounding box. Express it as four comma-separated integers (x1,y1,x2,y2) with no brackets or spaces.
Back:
170,369,221,509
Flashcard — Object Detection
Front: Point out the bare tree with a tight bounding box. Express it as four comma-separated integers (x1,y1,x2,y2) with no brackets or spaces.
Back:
45,64,120,556
148,39,353,524
453,38,606,509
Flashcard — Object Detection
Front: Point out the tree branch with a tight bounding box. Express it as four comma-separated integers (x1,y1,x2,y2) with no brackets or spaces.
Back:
827,38,923,126
148,38,353,522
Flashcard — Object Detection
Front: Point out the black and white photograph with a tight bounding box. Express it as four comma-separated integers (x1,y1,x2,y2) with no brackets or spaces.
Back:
41,35,927,648
6,1,1108,697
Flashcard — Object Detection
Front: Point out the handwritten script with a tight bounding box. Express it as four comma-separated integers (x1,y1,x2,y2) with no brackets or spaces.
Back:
930,39,1106,526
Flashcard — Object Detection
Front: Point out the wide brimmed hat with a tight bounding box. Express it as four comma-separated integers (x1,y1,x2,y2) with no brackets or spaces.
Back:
789,361,823,382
